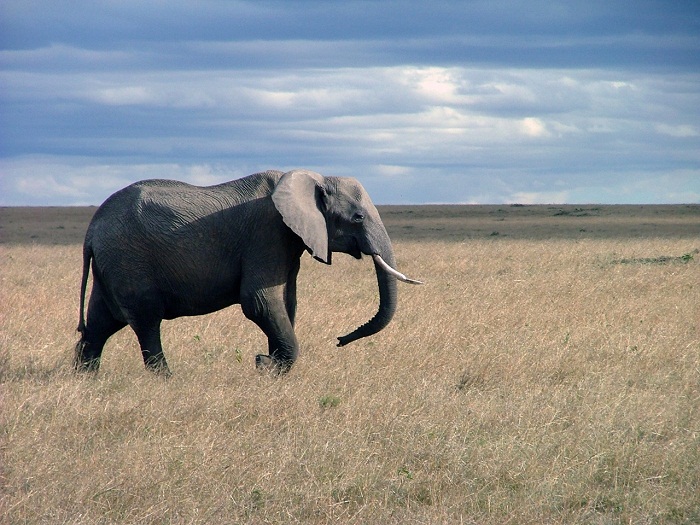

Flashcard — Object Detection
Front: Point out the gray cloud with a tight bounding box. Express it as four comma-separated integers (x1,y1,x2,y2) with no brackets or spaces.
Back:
1,1,699,205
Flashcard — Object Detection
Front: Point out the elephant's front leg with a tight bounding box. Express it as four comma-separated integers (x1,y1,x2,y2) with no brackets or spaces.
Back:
241,286,299,373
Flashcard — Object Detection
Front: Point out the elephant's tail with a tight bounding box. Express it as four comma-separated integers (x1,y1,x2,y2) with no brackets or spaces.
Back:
77,241,92,335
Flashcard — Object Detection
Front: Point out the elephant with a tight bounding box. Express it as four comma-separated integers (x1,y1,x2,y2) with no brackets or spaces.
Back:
74,169,422,376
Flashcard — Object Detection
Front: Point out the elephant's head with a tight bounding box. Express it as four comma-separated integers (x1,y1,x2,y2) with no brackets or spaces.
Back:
272,169,422,347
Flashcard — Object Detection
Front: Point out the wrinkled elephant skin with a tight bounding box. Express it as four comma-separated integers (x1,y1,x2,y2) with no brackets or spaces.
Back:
74,169,421,376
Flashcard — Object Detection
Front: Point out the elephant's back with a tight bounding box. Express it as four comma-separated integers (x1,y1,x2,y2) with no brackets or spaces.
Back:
85,179,242,294
131,179,221,217
90,179,226,231
85,171,284,247
86,181,192,240
94,172,283,218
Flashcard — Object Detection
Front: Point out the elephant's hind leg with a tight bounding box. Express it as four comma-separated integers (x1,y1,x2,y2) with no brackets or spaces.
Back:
129,317,171,377
75,287,127,373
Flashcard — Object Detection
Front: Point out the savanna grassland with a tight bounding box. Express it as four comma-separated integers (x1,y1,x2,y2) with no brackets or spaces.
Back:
1,204,699,524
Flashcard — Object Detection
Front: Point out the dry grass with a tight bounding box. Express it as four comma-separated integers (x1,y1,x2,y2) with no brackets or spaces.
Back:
1,206,699,524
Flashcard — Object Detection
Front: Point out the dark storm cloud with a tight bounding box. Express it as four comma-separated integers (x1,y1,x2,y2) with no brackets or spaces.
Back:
4,1,699,68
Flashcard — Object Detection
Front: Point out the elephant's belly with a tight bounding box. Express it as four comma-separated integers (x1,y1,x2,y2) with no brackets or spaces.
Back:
161,286,240,319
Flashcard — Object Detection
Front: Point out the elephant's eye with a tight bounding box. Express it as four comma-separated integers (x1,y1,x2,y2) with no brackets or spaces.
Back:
351,212,365,224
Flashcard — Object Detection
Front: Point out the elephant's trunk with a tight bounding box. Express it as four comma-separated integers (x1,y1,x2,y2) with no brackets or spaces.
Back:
337,247,421,347
336,252,397,347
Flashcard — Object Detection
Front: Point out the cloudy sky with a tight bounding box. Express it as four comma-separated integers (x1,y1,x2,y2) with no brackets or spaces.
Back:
1,1,699,205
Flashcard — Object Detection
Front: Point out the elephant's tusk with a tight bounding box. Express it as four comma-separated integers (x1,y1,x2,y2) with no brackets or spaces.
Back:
372,254,424,285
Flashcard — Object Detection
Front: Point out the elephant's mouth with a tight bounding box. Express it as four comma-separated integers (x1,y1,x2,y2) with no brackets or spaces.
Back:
337,235,362,259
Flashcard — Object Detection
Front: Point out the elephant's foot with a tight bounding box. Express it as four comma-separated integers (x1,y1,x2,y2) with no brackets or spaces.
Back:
151,364,172,378
255,354,273,369
144,356,172,378
73,341,101,374
255,354,292,375
73,358,101,374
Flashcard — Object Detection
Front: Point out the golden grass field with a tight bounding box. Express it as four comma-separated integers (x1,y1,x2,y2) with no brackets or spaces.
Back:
1,204,699,524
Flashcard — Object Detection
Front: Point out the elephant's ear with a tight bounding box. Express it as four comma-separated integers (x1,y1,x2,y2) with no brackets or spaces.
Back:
272,170,331,264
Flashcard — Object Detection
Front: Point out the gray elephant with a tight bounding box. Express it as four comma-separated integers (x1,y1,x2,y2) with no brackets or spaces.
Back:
75,169,421,376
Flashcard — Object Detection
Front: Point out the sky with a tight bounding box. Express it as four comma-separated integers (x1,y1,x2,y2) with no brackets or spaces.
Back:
1,1,699,206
